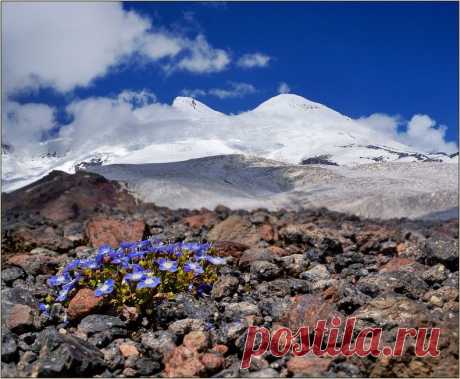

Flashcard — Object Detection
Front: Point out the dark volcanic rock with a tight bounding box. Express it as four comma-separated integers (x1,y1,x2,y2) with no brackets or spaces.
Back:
31,327,106,377
1,267,25,284
1,332,18,363
425,234,459,271
1,168,458,378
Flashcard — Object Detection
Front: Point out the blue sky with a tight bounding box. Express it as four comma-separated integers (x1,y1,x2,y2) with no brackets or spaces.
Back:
4,1,459,151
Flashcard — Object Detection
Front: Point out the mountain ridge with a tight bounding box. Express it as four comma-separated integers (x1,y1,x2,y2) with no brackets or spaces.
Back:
2,93,458,192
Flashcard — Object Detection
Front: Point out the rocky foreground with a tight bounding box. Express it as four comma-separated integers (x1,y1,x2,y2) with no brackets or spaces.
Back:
1,170,459,377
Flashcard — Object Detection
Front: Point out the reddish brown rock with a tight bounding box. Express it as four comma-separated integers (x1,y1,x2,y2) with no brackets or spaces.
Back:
396,242,406,254
6,304,36,333
7,254,61,275
200,353,225,373
211,344,228,355
281,294,341,330
208,215,260,246
86,217,146,248
121,306,139,322
267,245,290,257
67,288,103,320
213,241,249,259
8,225,71,253
259,224,275,242
379,257,424,273
183,331,209,352
184,212,218,229
238,247,275,268
287,356,331,376
163,346,204,377
119,343,139,358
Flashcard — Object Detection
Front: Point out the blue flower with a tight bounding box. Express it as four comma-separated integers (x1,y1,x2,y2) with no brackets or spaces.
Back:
95,279,114,297
120,241,136,250
79,258,100,270
197,283,212,297
157,258,178,272
56,288,71,302
111,255,130,268
137,276,161,289
47,273,71,287
123,269,148,282
128,251,145,261
39,303,50,318
98,244,113,255
184,261,204,275
204,256,226,265
63,259,80,272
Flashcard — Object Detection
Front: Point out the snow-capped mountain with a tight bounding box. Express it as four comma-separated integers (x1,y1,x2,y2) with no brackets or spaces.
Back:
2,94,457,192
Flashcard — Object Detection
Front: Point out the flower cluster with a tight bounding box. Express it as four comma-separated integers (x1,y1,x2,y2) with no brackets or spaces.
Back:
43,239,225,313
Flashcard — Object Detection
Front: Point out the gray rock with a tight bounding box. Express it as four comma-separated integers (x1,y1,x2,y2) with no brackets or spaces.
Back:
357,271,428,300
250,260,281,280
168,318,206,336
279,254,309,276
101,340,125,371
141,330,176,358
1,332,18,363
136,357,161,376
220,320,248,343
337,283,371,314
256,279,291,298
258,297,292,322
78,314,125,336
300,264,331,281
1,267,25,285
29,247,59,256
425,235,459,271
1,362,17,378
422,263,449,284
224,302,259,319
1,287,41,332
443,271,459,288
211,276,240,300
31,327,106,376
87,329,127,348
247,368,280,377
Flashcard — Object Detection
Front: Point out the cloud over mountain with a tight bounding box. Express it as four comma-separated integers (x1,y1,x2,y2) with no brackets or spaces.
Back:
3,3,234,94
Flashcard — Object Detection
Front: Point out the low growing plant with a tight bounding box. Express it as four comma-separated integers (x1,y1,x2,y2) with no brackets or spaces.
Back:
40,238,226,316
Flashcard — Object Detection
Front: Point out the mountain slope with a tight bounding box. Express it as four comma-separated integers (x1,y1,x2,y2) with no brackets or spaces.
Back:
2,94,458,192
86,154,458,220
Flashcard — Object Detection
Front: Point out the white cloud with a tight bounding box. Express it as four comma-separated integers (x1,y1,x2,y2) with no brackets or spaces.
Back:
277,82,290,94
237,53,271,68
118,89,157,107
357,113,401,139
209,82,256,99
174,35,230,74
180,82,256,99
403,115,457,153
3,102,56,150
4,2,150,93
141,33,184,60
358,113,457,153
4,3,231,94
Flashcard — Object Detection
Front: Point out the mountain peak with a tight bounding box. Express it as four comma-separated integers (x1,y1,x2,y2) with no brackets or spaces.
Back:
254,93,326,113
172,96,222,116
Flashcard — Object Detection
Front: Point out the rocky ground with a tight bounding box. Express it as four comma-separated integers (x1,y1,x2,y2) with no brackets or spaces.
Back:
1,170,459,377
